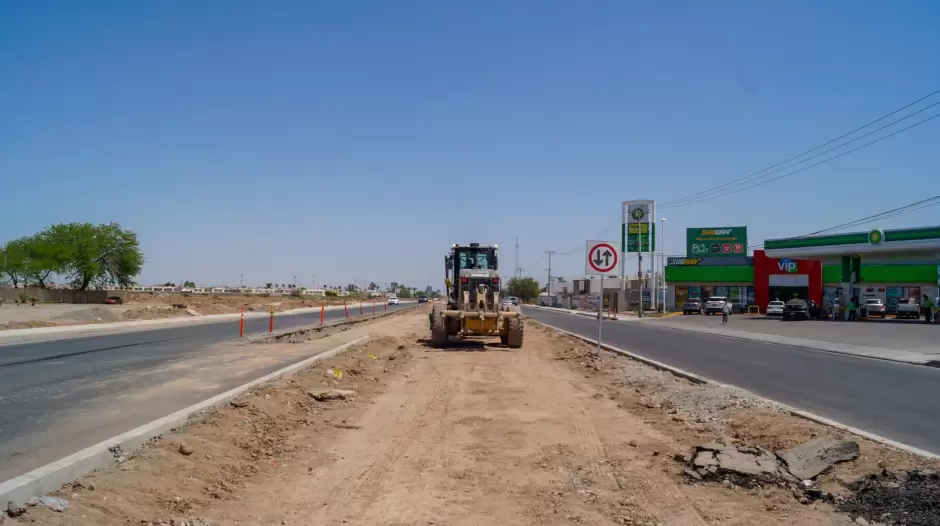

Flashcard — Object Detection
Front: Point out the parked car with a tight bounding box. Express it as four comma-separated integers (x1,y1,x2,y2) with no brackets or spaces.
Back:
863,298,886,318
781,299,824,320
387,294,400,305
782,299,812,321
766,300,785,316
104,296,123,305
682,299,703,315
896,298,920,319
418,295,428,303
704,296,730,315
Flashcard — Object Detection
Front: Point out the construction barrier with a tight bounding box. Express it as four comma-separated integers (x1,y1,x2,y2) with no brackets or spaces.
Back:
269,305,275,333
239,306,245,338
344,302,349,318
320,304,325,324
360,301,363,315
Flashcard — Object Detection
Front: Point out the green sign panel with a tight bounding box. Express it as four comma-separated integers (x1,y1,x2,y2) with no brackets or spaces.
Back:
686,227,748,257
622,223,656,253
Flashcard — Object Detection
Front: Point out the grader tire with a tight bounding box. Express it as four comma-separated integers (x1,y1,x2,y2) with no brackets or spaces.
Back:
430,310,448,348
500,334,509,346
506,315,524,349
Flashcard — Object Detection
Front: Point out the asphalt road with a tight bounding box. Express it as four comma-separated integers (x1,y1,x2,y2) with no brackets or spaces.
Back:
0,302,415,480
655,313,939,353
524,307,940,455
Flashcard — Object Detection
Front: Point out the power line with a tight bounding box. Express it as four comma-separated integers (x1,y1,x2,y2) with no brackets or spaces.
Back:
663,111,940,208
663,87,940,206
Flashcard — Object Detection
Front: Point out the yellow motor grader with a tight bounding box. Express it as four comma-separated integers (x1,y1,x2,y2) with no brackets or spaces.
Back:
429,243,523,348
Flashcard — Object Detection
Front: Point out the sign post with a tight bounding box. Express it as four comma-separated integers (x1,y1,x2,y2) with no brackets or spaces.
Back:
585,240,621,355
623,200,655,318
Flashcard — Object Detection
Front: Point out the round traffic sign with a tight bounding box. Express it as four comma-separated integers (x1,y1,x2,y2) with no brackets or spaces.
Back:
588,242,618,273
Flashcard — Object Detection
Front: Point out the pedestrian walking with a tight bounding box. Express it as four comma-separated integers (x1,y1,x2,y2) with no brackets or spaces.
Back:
848,298,857,321
721,299,732,325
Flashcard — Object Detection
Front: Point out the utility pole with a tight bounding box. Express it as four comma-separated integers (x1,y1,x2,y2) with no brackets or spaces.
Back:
240,273,243,288
545,250,555,307
515,236,520,279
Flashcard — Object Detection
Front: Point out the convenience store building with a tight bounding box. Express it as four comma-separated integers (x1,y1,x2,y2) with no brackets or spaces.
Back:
665,226,940,313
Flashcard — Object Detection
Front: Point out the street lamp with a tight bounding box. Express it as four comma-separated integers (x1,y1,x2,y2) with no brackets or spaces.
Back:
660,218,667,312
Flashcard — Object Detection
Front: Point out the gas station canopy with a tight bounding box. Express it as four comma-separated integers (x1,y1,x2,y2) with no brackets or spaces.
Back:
764,226,940,261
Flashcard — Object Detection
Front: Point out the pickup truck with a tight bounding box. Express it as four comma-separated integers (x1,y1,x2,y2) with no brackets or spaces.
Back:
896,298,920,319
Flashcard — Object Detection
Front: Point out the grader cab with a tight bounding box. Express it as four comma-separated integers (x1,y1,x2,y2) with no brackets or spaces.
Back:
429,243,524,348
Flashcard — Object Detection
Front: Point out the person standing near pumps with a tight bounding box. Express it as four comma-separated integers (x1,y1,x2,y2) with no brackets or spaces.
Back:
721,299,732,325
922,294,934,324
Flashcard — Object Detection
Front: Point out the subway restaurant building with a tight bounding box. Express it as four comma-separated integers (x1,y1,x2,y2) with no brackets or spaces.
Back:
665,226,940,313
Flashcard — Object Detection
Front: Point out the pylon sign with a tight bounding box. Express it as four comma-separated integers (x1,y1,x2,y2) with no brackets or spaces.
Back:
585,240,621,276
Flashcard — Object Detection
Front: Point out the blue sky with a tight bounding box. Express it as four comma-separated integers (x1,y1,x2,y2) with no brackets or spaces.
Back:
2,1,939,289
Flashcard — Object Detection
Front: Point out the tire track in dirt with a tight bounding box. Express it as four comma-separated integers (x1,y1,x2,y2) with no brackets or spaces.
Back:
320,357,459,523
516,345,620,491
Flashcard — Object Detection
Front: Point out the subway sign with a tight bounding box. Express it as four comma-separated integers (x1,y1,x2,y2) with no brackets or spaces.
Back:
686,226,748,258
668,258,701,266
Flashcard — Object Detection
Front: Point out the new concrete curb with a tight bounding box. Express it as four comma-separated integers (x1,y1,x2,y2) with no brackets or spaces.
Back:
531,319,940,461
0,301,417,347
0,334,374,505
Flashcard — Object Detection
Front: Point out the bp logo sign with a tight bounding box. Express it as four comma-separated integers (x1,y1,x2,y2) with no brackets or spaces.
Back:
868,229,884,245
630,207,646,221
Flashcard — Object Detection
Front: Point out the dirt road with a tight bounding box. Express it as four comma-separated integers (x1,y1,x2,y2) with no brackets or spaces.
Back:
21,309,938,525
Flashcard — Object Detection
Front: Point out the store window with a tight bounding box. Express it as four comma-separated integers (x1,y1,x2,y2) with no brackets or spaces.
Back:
676,287,689,308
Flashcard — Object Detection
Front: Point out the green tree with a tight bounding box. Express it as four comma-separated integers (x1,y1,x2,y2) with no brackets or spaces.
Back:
183,281,196,288
265,282,273,289
368,281,378,290
346,283,358,292
163,281,175,287
507,277,540,302
44,222,144,290
397,287,413,299
2,239,30,288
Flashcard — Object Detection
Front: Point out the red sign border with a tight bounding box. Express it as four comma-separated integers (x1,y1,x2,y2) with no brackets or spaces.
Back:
588,242,619,273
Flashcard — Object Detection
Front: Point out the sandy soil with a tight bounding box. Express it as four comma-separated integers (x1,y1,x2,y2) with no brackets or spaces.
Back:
0,294,377,330
16,311,937,525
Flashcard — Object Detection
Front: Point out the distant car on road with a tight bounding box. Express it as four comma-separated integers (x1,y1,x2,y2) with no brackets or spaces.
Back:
418,295,428,303
387,294,400,305
704,296,730,315
682,299,703,315
104,296,123,305
863,298,886,318
509,296,519,306
766,300,785,317
896,298,920,319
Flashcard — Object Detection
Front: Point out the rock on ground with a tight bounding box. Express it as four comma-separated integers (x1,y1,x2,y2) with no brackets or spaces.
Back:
307,388,356,401
776,438,860,480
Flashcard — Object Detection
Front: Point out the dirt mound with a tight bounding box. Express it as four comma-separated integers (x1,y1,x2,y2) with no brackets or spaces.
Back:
838,469,940,526
122,305,191,321
50,307,121,323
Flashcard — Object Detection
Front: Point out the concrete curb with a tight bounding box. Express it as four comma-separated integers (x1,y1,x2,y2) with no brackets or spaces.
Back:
530,319,940,460
0,301,417,347
0,334,374,505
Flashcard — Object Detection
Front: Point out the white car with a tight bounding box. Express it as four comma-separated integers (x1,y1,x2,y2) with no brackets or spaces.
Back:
704,296,730,315
387,295,400,305
766,300,785,316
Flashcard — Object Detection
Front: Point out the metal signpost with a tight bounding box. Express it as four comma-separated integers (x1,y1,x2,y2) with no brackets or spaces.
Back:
585,240,620,354
622,200,655,317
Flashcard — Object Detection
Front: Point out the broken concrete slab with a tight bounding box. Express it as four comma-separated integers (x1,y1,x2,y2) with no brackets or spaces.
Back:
307,388,356,401
689,442,789,481
777,438,860,480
